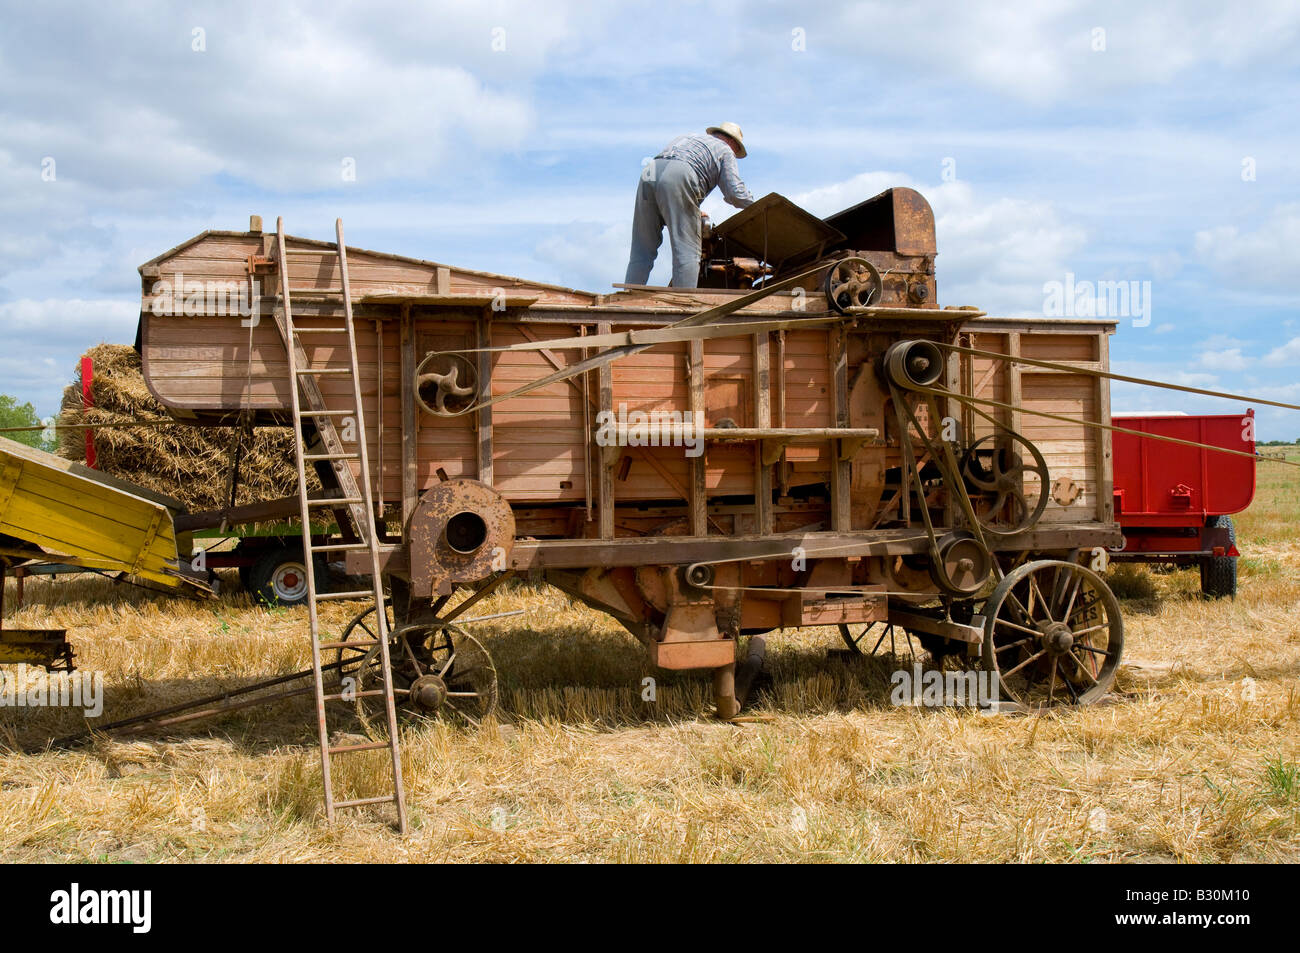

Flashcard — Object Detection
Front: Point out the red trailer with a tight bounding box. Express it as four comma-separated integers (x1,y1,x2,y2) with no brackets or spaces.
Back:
1111,411,1255,597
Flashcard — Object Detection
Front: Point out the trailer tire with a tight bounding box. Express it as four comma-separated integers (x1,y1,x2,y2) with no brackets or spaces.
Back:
1199,516,1237,599
249,545,328,607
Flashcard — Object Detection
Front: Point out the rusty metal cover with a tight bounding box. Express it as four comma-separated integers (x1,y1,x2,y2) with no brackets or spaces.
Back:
709,193,845,267
408,479,515,598
823,187,937,257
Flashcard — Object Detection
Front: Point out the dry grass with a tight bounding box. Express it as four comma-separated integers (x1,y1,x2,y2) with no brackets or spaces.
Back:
2,454,1299,862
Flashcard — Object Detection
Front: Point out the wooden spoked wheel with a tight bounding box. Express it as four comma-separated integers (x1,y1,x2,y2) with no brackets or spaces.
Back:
981,560,1122,707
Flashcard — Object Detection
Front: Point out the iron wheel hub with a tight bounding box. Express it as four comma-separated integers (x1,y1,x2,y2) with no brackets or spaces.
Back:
408,674,448,712
1039,621,1074,655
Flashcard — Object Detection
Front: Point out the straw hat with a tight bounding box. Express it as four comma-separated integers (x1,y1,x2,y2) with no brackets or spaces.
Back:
706,122,747,158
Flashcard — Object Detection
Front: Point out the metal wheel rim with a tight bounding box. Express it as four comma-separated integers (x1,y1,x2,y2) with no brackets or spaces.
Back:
981,559,1123,707
271,560,310,602
838,621,910,656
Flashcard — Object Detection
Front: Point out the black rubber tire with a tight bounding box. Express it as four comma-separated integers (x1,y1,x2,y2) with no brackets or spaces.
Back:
1200,515,1238,599
248,545,328,607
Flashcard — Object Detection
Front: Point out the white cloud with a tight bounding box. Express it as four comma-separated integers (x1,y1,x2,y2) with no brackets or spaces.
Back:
1197,348,1250,372
0,298,140,414
0,298,138,343
0,4,566,192
1262,336,1300,366
1149,251,1183,280
1194,203,1300,289
533,221,645,290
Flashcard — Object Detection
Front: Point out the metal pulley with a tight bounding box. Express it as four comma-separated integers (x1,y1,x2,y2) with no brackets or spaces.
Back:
824,256,883,314
929,531,992,596
414,352,479,416
883,339,945,390
960,431,1050,536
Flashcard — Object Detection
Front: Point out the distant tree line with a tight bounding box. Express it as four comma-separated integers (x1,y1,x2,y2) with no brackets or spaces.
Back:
0,394,55,452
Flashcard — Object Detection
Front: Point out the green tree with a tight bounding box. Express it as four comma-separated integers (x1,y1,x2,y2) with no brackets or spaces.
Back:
0,394,55,452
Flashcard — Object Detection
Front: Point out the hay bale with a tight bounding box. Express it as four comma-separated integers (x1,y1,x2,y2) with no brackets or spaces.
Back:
58,344,315,512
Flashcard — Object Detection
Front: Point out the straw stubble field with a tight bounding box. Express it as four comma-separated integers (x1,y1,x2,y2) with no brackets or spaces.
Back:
2,453,1299,863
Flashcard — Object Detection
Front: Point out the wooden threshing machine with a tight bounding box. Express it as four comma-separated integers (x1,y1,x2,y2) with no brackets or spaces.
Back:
134,189,1125,828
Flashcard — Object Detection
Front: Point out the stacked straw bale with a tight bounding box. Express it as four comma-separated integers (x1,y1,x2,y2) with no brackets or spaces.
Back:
58,344,314,512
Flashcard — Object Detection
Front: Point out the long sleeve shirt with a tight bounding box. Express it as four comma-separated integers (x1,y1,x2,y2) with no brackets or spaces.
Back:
655,134,755,209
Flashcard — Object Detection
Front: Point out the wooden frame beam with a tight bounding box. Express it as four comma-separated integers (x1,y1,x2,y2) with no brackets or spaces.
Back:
399,302,418,526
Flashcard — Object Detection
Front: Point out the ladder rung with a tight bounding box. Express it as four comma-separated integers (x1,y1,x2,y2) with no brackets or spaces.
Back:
316,590,375,601
295,408,357,417
296,367,351,375
322,689,390,701
334,795,398,809
291,288,346,296
316,638,380,650
312,542,369,552
306,497,363,507
328,741,392,755
294,326,350,334
304,452,360,462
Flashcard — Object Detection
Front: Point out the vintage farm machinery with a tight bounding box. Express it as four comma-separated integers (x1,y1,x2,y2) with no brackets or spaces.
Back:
9,186,1294,831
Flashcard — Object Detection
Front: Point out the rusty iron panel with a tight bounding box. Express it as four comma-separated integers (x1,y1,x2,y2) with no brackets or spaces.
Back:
710,193,844,267
650,638,736,670
823,187,937,257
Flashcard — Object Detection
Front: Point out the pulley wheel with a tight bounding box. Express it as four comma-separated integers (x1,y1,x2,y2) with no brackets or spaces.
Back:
884,339,945,390
824,257,883,314
415,352,479,417
929,531,992,596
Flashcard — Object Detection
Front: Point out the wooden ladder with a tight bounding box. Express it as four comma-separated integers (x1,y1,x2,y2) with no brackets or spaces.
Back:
272,217,407,833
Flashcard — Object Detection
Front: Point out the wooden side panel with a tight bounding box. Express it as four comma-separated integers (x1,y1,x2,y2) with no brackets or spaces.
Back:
1020,372,1097,523
490,322,588,501
782,329,833,475
610,337,691,502
964,322,1111,526
702,335,758,497
144,233,595,304
965,331,1011,441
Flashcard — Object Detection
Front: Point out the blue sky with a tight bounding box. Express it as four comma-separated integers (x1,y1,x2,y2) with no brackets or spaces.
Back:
2,1,1298,435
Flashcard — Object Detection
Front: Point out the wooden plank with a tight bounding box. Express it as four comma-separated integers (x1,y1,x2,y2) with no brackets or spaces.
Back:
476,310,494,486
775,330,789,496
1096,331,1114,523
400,303,418,524
828,325,851,531
688,338,707,536
753,332,773,534
598,320,614,539
375,318,385,515
1006,332,1022,434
